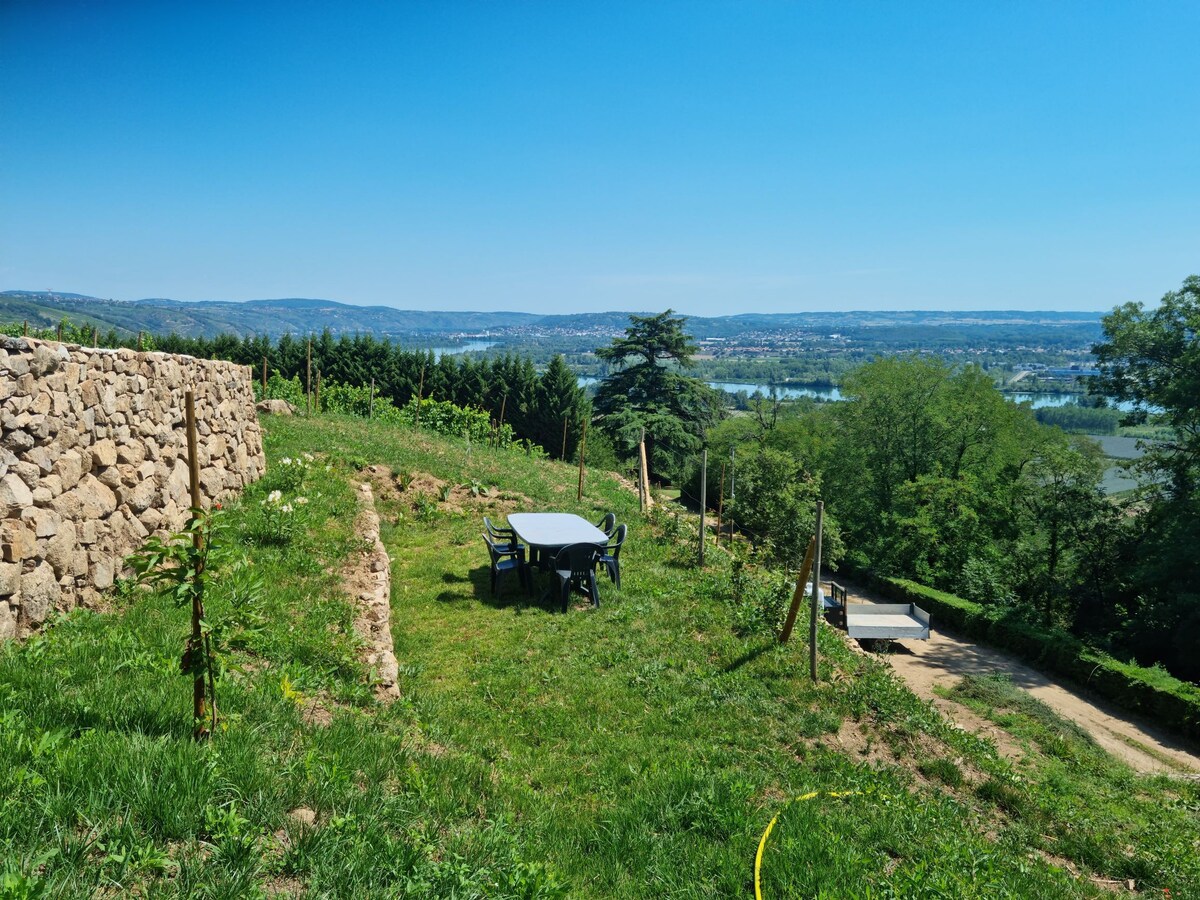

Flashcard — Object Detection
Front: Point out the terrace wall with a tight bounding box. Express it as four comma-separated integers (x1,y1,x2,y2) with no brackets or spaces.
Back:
0,336,264,638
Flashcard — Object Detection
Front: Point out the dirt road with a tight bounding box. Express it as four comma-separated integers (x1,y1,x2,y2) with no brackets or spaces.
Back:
838,580,1200,775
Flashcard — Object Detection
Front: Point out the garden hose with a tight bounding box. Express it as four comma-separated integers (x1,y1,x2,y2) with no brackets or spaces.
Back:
754,790,861,900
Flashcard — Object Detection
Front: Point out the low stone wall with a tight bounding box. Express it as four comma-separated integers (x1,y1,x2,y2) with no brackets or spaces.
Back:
0,336,265,638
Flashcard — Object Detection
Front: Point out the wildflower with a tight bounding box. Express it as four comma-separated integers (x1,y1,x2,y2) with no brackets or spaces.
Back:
294,497,309,505
268,489,282,504
281,457,292,465
303,452,315,462
281,504,293,514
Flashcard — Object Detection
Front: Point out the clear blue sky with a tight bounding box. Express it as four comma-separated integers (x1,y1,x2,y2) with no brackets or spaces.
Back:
2,1,1197,314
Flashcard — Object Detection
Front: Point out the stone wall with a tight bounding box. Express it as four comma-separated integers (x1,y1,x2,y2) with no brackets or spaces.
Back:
0,336,265,638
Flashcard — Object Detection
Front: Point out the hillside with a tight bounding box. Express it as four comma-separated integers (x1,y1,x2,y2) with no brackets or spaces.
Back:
1,290,1103,342
1,412,1196,897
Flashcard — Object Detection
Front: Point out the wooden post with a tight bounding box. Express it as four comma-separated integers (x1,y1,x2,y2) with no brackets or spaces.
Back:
576,420,588,502
698,448,707,566
779,537,817,644
22,320,28,336
415,362,425,428
261,356,268,394
498,394,507,431
315,371,321,412
369,377,375,419
305,338,312,415
728,447,736,548
810,500,824,681
92,327,98,347
56,323,62,342
717,462,725,547
639,431,652,510
184,391,209,740
561,416,569,461
137,330,144,351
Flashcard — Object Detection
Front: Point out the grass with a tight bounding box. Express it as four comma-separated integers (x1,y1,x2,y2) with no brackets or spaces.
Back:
1,412,1197,898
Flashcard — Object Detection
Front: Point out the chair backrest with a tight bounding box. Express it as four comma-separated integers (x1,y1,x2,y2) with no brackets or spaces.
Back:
484,516,513,539
482,533,512,563
604,524,627,559
595,512,616,535
554,543,601,576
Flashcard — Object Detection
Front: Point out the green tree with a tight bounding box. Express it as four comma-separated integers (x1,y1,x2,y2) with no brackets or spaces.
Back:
593,310,721,479
1093,275,1200,679
532,355,589,460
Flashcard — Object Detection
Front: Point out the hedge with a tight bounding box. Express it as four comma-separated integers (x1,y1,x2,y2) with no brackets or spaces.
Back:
838,564,1200,741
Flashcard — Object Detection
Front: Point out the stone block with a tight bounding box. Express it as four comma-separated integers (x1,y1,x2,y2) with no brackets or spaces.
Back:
0,473,32,516
0,562,19,596
92,438,118,466
0,599,14,640
19,562,59,628
1,520,34,562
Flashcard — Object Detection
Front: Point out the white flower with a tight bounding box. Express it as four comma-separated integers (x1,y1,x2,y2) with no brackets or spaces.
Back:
303,452,315,462
281,504,293,514
268,489,282,504
295,497,308,505
324,465,332,472
281,457,292,465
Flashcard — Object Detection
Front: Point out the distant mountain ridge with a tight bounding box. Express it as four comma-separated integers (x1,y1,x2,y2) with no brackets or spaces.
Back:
0,290,1103,340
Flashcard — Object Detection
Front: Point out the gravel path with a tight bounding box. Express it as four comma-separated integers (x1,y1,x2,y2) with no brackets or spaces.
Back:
837,579,1200,775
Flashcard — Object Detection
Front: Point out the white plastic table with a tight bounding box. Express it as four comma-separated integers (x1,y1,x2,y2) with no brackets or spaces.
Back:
507,513,608,561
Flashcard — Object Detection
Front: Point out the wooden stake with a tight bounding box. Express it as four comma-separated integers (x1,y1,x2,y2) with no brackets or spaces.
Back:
779,537,817,644
561,416,569,461
137,331,144,351
415,362,425,428
261,356,268,394
717,462,725,546
498,394,507,431
369,377,375,419
92,327,98,346
810,501,824,681
305,338,312,415
576,420,588,502
315,370,321,412
185,391,209,740
638,431,652,510
22,320,28,336
56,323,62,341
699,448,707,566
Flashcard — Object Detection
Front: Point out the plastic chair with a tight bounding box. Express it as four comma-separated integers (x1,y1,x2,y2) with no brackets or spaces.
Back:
484,516,520,549
594,512,616,536
482,533,527,597
553,543,602,612
597,524,627,589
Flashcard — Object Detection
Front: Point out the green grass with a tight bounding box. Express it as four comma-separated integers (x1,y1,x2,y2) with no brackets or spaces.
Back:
1,413,1198,898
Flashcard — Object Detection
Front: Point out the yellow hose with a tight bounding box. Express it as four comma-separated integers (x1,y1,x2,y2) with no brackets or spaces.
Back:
754,790,861,900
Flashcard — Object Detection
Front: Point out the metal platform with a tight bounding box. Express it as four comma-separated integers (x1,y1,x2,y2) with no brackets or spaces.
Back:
844,602,930,640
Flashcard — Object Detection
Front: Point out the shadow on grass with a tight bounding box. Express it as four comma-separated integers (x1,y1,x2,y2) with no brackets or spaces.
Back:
722,639,777,673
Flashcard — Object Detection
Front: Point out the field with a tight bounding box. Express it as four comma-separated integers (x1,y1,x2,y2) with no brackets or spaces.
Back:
1,414,1197,898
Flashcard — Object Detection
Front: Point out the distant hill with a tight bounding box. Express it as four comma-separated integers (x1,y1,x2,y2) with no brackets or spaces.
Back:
0,290,1103,340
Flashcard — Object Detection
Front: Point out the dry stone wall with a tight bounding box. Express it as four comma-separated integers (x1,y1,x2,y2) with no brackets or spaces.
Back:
0,336,265,638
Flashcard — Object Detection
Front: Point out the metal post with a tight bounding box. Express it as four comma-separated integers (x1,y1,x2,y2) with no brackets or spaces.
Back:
699,448,707,566
810,500,824,681
576,420,588,502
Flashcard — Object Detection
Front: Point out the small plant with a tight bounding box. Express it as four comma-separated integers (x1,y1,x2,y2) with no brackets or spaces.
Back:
263,453,313,494
396,471,415,491
437,483,453,503
252,490,309,546
413,493,439,523
462,479,489,498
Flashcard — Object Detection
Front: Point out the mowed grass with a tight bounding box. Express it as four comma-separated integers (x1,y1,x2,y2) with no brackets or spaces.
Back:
0,412,1196,898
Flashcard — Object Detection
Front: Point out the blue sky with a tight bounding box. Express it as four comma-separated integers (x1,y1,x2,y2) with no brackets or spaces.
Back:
2,1,1197,314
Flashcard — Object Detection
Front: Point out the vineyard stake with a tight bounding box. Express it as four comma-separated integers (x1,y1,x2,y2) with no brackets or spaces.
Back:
185,391,210,739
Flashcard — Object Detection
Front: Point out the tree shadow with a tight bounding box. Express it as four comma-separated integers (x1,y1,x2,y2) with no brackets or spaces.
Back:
722,639,777,673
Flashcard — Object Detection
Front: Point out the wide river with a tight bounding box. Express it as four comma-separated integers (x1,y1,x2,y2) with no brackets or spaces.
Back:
577,377,1099,410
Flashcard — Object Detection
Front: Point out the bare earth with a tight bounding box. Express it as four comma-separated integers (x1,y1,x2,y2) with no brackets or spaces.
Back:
838,580,1200,775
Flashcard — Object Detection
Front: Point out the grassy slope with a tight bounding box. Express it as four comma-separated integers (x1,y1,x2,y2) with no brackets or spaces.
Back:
1,413,1196,898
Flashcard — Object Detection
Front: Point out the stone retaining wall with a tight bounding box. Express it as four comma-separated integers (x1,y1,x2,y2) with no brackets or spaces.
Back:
0,336,265,638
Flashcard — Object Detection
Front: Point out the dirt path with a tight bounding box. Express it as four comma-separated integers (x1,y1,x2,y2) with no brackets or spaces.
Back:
837,580,1200,775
